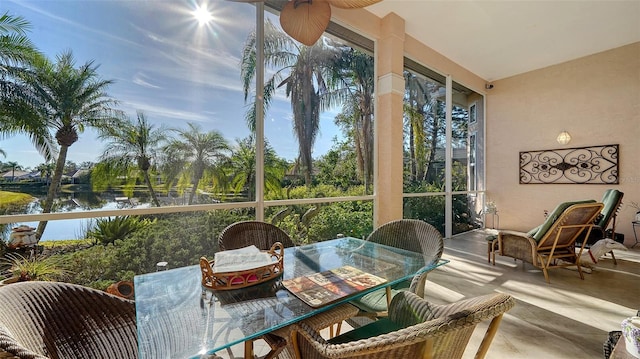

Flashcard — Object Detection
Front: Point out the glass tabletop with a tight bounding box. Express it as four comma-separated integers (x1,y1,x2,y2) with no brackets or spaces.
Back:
134,237,448,358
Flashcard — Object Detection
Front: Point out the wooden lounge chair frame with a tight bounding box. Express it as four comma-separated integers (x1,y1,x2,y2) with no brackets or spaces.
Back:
494,202,603,283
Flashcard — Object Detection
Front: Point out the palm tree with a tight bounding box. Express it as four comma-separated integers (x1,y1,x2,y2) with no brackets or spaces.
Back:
329,47,375,192
163,123,229,205
0,148,5,158
403,72,467,185
404,71,440,183
0,12,39,65
18,50,121,237
0,12,55,162
95,111,167,207
36,162,54,185
6,160,20,181
241,20,338,186
227,136,286,201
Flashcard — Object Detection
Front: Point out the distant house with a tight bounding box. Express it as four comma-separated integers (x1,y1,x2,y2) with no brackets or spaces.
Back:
71,169,90,184
1,170,38,182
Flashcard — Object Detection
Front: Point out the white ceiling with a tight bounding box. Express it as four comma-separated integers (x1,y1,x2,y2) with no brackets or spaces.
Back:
366,0,640,81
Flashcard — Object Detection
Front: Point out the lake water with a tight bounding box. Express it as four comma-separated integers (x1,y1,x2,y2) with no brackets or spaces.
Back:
20,201,152,242
4,188,153,242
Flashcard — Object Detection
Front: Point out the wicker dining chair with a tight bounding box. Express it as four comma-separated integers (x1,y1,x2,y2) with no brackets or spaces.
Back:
350,219,444,317
289,291,515,359
219,220,295,250
0,281,137,359
217,221,359,359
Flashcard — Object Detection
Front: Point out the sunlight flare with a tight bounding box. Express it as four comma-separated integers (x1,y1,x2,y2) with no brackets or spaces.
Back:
192,4,213,26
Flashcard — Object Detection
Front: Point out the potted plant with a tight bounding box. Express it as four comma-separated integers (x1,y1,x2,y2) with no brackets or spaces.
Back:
0,253,67,285
485,201,498,215
484,201,499,229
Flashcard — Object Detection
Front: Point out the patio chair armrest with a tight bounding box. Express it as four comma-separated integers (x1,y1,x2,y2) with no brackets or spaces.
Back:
427,293,515,320
0,325,48,359
497,230,531,238
289,322,331,358
497,230,538,265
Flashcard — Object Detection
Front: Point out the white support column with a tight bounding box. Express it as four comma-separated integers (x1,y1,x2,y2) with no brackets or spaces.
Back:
445,75,453,238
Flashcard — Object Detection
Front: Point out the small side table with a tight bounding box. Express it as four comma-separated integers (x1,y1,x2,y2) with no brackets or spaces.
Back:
484,229,499,264
632,221,640,248
611,336,635,359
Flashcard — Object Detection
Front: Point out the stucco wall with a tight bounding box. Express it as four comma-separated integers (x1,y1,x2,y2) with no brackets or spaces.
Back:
487,42,640,244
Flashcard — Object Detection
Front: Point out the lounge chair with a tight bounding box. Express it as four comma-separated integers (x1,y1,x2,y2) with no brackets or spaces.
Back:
494,201,603,283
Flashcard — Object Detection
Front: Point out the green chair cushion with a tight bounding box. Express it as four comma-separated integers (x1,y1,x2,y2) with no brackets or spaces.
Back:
530,199,596,242
597,189,623,228
527,225,541,238
327,318,403,344
351,287,402,313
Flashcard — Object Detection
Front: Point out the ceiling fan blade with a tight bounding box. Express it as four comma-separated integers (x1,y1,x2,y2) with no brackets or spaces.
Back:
328,0,382,9
280,0,331,46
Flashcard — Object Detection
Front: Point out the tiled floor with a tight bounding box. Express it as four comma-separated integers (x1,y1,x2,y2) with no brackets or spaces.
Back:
217,229,640,358
430,229,639,359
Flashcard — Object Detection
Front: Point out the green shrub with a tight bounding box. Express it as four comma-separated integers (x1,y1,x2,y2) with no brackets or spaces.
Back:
306,201,373,242
56,210,250,289
88,216,155,245
1,253,69,282
58,245,119,289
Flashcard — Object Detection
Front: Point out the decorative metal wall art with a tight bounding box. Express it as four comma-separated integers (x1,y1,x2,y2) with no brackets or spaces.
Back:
519,144,619,184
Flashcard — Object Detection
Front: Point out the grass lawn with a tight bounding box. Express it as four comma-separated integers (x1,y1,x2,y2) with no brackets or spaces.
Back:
41,239,93,248
0,191,35,214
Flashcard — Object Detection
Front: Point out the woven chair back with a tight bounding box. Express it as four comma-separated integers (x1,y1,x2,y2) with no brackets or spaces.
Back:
367,219,444,266
219,221,295,251
0,281,137,359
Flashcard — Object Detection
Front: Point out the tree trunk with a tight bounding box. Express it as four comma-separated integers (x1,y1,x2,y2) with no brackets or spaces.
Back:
425,115,440,183
362,111,373,193
189,177,200,205
143,170,161,207
409,119,416,182
36,145,69,238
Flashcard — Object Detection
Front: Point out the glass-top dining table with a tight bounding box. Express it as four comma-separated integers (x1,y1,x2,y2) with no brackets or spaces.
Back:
134,236,449,359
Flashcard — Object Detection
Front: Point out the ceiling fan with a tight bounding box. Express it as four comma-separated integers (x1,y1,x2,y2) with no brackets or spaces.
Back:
231,0,382,46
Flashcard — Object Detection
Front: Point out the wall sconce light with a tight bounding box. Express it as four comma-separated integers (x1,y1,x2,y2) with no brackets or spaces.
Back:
556,131,571,145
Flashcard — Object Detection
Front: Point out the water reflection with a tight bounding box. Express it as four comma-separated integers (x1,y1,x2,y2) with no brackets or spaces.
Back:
25,189,152,214
6,188,152,242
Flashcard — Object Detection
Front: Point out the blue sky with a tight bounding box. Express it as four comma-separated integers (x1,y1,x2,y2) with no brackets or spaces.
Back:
2,0,341,169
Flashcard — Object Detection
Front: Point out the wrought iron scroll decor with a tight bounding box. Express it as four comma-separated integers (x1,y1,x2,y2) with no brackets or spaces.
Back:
520,144,619,184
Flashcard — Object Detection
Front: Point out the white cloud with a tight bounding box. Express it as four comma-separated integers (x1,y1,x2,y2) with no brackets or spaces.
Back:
132,73,162,89
119,100,211,124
